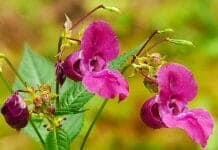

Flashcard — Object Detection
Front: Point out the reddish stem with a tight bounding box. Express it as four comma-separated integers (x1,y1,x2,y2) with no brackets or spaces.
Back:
70,4,105,30
132,30,158,63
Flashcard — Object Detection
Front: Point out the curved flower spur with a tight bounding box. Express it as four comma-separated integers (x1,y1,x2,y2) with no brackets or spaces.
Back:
63,20,129,101
141,63,214,148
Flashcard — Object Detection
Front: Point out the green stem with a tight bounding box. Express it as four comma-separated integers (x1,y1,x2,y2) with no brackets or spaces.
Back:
80,99,108,150
0,72,13,93
55,81,60,109
55,37,62,109
0,56,27,87
30,119,45,146
121,64,131,74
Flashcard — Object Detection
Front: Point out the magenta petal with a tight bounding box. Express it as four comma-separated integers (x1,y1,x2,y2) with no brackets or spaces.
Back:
82,20,119,64
157,63,197,102
162,109,214,147
82,69,129,101
63,51,86,81
140,96,166,129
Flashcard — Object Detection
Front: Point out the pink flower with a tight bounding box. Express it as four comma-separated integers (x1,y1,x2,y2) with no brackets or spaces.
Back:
63,20,129,101
141,63,214,147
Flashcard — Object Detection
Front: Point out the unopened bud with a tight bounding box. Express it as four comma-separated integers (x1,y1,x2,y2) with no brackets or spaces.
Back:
34,97,43,107
150,53,162,66
104,6,121,14
166,38,194,46
55,60,66,86
158,28,174,34
48,105,55,114
1,92,29,130
143,79,158,93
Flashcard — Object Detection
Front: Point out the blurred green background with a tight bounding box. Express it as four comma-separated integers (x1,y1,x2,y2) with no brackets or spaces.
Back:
0,0,218,149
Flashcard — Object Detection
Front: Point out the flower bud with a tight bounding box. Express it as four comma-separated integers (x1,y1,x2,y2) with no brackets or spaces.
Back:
166,38,194,46
33,97,43,107
48,105,55,114
1,92,29,130
104,6,121,14
143,79,158,93
55,60,66,86
150,53,162,65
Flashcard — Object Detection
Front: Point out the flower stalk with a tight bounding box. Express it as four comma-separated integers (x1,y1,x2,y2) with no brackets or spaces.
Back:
80,99,108,150
131,30,158,63
0,55,27,87
0,72,13,93
30,119,45,146
70,4,106,30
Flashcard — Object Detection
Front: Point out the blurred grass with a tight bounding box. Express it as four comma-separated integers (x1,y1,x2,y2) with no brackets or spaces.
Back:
0,0,218,149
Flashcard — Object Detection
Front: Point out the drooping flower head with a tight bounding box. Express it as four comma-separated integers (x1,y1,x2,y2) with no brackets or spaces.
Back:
63,20,129,101
1,92,29,130
141,63,214,147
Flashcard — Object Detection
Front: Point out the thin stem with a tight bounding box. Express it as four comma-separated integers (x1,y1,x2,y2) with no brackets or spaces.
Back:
55,37,62,109
121,64,131,74
145,38,168,53
140,71,157,84
66,37,81,44
80,99,108,150
132,30,158,63
70,4,105,30
0,72,13,93
30,119,45,146
0,56,27,87
136,30,158,56
55,82,60,108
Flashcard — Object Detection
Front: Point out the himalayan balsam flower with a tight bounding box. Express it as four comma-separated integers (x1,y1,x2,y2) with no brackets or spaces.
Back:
140,63,214,147
63,20,129,101
1,92,29,130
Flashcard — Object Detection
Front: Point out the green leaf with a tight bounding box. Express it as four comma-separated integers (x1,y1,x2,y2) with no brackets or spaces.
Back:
45,129,70,150
13,43,55,91
109,40,146,70
13,44,92,142
62,113,84,140
56,79,94,115
24,117,48,143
